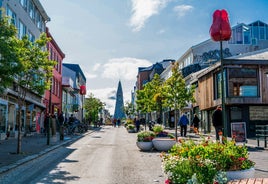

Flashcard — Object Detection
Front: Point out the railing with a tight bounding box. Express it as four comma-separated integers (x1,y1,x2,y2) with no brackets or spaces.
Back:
255,125,268,148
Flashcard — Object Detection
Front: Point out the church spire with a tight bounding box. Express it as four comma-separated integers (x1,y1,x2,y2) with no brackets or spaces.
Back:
113,81,125,119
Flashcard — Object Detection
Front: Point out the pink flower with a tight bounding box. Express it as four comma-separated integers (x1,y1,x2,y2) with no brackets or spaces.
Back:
165,179,172,184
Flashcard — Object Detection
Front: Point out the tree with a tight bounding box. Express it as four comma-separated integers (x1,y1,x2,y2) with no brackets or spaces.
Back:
150,74,164,124
84,93,104,124
135,74,165,126
135,83,155,125
0,17,21,93
124,101,135,119
16,33,55,153
163,62,195,141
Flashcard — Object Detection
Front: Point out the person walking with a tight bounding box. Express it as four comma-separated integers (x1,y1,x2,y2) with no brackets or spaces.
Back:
135,117,141,132
178,112,189,137
44,113,50,136
192,113,200,134
212,106,223,140
58,112,65,140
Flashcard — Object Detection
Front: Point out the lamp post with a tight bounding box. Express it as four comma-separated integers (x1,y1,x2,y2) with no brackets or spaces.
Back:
220,41,227,136
210,9,231,136
47,87,52,145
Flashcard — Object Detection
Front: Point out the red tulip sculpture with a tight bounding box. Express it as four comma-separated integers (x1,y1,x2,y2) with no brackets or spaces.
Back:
80,85,86,95
209,9,231,41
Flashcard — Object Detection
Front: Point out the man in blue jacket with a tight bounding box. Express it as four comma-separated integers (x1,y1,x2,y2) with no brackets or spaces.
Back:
178,112,189,137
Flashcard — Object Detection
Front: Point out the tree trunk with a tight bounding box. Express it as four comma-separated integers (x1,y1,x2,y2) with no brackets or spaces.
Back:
16,107,22,154
175,109,178,141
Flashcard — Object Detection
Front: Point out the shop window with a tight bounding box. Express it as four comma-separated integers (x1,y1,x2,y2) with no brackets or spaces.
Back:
0,105,7,133
228,68,258,97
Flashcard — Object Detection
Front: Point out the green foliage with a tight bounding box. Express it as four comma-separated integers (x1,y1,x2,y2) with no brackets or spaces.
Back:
126,124,135,130
152,124,164,134
16,33,55,95
162,62,195,110
84,93,104,123
137,131,156,142
135,74,164,114
162,138,255,183
124,102,135,117
0,16,21,93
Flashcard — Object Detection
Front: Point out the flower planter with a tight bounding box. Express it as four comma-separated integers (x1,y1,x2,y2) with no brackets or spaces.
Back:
136,141,153,151
127,129,136,133
226,167,255,181
152,138,176,151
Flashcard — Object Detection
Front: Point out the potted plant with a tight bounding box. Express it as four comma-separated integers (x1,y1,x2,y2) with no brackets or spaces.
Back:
161,137,255,184
152,124,176,151
136,131,156,151
126,124,136,133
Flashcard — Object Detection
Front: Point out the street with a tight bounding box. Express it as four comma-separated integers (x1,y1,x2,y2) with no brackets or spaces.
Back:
0,126,165,184
0,126,267,184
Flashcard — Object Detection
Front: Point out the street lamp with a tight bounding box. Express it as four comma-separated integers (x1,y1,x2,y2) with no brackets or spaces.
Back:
209,9,231,136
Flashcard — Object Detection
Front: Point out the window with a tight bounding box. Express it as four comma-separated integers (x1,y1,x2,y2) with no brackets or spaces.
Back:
6,6,16,26
260,26,265,40
18,20,27,39
28,31,35,42
20,0,28,10
214,71,226,100
28,1,35,20
230,107,242,121
228,68,258,97
36,12,42,30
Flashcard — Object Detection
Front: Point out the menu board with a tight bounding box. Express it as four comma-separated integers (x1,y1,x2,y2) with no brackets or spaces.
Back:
231,122,247,143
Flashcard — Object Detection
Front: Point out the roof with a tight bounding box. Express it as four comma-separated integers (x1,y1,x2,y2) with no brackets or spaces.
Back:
62,63,86,82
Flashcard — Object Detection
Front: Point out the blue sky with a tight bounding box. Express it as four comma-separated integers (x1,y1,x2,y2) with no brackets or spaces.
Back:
39,0,268,114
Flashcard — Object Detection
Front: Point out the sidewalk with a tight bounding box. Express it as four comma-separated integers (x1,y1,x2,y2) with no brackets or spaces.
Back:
0,129,96,174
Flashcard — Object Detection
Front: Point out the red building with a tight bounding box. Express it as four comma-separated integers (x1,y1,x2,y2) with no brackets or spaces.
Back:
44,27,65,115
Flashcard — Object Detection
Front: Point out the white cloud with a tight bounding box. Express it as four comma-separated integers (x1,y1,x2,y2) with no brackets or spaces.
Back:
89,87,117,114
101,57,152,81
89,57,152,115
93,63,101,71
173,5,194,18
84,71,97,79
129,0,170,32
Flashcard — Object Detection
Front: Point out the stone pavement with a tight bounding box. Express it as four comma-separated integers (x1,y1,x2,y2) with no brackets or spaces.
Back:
0,128,98,174
0,127,267,176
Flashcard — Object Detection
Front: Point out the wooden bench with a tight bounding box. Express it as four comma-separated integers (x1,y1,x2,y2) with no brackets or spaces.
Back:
228,178,268,184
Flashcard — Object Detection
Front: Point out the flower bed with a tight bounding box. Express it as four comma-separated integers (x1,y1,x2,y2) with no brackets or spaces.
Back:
161,137,255,184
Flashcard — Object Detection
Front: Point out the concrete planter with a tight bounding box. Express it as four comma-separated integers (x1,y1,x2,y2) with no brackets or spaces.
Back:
136,141,153,151
152,138,176,151
226,167,255,181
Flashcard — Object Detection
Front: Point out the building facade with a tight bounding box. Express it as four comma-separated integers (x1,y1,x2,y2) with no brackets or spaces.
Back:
193,49,268,138
62,63,86,122
0,0,50,138
44,27,65,115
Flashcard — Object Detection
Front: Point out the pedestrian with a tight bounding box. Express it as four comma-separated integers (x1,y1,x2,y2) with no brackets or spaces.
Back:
178,112,189,137
44,113,50,136
113,118,117,127
58,112,65,140
135,117,140,132
117,119,121,127
212,105,223,140
192,113,200,134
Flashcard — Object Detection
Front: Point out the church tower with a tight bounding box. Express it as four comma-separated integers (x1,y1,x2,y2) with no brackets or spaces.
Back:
113,81,126,119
